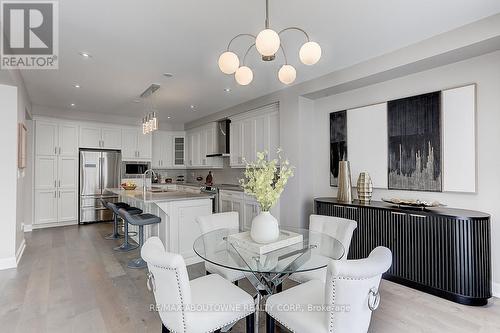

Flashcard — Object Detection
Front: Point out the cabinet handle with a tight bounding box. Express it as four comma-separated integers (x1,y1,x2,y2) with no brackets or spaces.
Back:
54,147,57,154
410,214,427,219
333,205,345,209
54,191,57,198
391,212,407,216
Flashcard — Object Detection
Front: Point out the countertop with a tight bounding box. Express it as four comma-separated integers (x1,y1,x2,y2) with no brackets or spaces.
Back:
152,182,245,192
107,188,213,203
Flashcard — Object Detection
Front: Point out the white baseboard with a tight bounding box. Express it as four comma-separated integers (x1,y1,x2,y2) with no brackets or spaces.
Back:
0,256,16,270
493,282,500,298
24,224,33,232
32,220,77,230
16,239,26,265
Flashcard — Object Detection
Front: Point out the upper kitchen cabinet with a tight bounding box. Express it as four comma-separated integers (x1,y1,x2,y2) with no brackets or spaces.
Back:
229,103,280,168
122,127,152,161
186,123,222,169
80,125,122,149
36,120,78,157
152,131,186,168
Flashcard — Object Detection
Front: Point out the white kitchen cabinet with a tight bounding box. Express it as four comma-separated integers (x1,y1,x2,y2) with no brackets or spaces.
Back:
79,126,102,148
35,121,58,156
173,135,185,167
122,128,152,160
152,131,168,168
229,103,279,168
34,190,58,224
219,190,245,227
36,120,78,156
58,189,78,222
35,156,57,189
80,125,122,149
59,124,79,156
35,118,79,227
58,156,78,189
186,123,222,169
101,127,122,149
219,190,280,230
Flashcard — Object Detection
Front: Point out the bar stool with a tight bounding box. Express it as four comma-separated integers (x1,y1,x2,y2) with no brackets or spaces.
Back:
101,199,130,240
118,208,161,269
107,202,143,252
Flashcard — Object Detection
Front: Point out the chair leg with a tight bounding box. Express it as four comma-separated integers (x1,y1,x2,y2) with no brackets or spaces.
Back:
266,313,275,333
276,282,282,293
104,213,123,239
246,312,255,333
114,218,139,252
161,323,169,333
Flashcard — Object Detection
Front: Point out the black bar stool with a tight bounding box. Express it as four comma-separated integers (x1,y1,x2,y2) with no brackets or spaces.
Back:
101,199,130,240
118,208,161,269
107,202,143,252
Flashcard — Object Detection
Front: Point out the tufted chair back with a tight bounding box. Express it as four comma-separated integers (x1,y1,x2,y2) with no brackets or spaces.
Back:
141,237,192,333
310,214,357,259
196,212,239,234
324,246,392,333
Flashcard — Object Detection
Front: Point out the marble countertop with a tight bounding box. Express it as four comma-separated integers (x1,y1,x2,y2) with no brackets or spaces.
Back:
107,188,213,203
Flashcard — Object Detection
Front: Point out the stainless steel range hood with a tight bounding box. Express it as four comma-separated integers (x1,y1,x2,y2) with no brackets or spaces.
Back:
207,119,230,157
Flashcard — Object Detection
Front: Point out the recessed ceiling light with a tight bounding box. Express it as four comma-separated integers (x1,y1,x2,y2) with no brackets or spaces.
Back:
73,84,80,88
78,51,92,58
190,105,195,109
132,99,141,103
70,103,76,107
163,73,174,78
167,116,171,119
224,88,231,92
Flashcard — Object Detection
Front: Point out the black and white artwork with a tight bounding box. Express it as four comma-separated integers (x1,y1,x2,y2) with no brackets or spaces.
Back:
330,110,347,186
387,91,442,191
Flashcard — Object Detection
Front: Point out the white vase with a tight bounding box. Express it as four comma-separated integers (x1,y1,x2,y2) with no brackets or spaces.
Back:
250,211,280,244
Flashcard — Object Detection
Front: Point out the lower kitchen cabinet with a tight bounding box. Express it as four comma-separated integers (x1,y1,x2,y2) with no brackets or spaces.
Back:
34,189,58,224
219,190,280,230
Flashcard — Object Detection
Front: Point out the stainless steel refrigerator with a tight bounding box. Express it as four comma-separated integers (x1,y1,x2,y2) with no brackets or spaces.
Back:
79,149,121,224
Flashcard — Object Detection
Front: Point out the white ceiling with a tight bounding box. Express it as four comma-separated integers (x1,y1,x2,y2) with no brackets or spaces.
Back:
21,0,500,124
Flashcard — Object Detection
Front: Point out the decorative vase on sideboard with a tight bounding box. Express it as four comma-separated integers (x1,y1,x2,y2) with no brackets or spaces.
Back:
357,172,373,203
337,161,352,203
250,211,280,244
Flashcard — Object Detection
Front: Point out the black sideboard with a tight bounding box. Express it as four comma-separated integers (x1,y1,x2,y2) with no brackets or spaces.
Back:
314,198,491,306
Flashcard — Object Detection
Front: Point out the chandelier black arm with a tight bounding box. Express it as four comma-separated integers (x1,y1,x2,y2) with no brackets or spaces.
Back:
278,27,310,42
279,44,288,65
242,43,256,65
226,33,257,51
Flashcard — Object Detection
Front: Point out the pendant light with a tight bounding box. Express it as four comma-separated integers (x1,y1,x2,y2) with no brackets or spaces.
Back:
218,0,321,85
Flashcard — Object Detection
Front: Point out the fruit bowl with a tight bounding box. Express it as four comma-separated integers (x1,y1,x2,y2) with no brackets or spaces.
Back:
121,184,137,190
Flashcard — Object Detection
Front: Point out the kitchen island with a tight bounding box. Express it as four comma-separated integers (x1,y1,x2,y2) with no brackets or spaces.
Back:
108,188,213,264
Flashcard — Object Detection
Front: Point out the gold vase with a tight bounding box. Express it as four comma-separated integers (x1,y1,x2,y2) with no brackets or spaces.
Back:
337,161,352,203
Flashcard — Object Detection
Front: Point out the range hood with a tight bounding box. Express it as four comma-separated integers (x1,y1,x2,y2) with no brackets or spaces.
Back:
206,119,230,157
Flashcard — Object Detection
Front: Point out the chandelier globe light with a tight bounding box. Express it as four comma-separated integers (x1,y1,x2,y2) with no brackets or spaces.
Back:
218,0,321,86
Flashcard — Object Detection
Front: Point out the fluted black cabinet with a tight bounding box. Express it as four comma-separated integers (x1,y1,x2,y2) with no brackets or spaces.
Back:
315,198,491,306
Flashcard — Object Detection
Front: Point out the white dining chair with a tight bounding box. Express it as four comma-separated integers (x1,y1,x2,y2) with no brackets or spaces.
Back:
196,212,246,284
266,246,392,333
141,237,255,333
289,214,357,284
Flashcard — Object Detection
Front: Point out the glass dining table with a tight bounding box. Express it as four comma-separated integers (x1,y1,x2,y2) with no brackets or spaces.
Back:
193,226,345,331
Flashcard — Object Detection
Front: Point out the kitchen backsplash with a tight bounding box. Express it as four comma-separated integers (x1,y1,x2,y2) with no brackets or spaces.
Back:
153,160,244,185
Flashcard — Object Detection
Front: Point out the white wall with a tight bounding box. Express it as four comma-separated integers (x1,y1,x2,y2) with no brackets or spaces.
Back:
0,84,20,268
313,51,500,287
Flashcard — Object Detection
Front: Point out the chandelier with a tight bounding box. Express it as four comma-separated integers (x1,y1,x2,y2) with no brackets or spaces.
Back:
140,84,160,134
218,0,321,85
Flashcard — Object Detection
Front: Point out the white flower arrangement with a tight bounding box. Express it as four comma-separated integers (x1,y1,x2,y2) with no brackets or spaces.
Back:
239,149,294,212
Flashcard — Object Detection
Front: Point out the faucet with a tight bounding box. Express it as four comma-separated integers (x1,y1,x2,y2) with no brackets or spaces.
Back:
143,169,157,193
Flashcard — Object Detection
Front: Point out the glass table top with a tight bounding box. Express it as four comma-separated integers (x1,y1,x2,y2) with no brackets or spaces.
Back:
193,227,345,274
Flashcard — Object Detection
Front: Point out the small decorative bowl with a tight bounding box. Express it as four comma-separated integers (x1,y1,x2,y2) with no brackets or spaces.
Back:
121,185,137,190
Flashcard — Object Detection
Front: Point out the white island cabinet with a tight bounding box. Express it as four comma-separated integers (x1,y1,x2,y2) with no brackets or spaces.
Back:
108,188,212,264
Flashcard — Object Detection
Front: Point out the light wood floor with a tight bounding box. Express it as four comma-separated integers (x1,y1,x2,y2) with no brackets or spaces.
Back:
0,223,499,333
